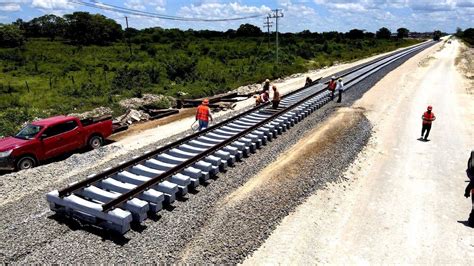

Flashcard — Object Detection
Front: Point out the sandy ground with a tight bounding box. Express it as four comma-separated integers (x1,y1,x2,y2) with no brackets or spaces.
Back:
223,108,364,207
244,39,474,264
107,45,415,150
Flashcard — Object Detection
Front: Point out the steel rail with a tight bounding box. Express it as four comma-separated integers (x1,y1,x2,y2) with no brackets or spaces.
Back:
101,41,433,211
57,40,431,199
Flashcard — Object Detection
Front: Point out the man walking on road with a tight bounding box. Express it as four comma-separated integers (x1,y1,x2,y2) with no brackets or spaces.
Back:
326,76,337,100
420,105,436,141
464,177,474,227
336,78,344,103
195,99,213,131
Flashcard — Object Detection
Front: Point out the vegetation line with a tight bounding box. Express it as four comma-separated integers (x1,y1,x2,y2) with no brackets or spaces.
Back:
0,12,432,136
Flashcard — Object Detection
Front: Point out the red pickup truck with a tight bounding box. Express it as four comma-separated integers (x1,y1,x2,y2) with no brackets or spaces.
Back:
0,115,113,171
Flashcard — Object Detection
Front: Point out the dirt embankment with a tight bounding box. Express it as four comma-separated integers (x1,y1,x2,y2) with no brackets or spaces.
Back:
455,40,474,94
110,108,197,141
224,108,365,206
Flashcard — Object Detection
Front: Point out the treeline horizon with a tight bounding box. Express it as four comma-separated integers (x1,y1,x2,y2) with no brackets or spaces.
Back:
0,12,444,48
0,11,442,136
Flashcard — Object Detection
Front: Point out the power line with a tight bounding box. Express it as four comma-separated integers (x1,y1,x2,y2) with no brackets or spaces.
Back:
68,0,264,22
268,9,283,64
124,16,132,56
263,16,273,48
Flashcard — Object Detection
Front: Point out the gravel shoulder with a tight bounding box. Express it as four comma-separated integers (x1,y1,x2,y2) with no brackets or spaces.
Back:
0,44,414,207
244,39,473,264
0,43,430,263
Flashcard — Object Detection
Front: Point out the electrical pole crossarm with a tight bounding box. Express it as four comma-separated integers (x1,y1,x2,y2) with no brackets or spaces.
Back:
269,9,284,65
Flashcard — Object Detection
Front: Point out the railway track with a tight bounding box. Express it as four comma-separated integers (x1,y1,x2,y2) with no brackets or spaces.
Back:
47,40,434,234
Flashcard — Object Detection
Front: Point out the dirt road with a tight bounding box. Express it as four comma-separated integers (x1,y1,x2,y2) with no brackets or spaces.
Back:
244,39,474,264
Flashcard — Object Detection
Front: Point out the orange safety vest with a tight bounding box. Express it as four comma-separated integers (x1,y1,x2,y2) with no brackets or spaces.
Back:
328,80,336,91
196,105,210,122
422,111,435,125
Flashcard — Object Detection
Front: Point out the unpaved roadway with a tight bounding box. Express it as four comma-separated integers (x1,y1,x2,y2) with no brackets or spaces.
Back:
0,40,451,264
244,39,474,264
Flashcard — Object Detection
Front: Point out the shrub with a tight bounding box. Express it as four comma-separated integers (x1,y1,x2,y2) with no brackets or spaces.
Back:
0,25,25,48
111,66,151,95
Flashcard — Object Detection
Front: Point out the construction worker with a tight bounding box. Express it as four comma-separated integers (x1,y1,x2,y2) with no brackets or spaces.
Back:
256,90,269,106
336,78,344,103
305,77,313,87
326,76,337,100
195,99,213,131
464,177,474,227
420,105,436,141
262,79,271,93
271,85,280,109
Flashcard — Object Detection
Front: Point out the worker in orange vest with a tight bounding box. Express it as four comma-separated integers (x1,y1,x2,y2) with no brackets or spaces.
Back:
195,99,213,131
326,76,337,100
421,105,436,141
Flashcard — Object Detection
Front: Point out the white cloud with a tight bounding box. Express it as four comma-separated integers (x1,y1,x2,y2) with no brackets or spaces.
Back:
124,0,146,11
457,0,474,7
313,0,473,12
124,0,166,12
280,0,316,15
0,3,21,12
313,0,407,11
31,0,73,10
151,0,166,12
278,0,322,32
409,0,456,12
0,0,29,12
179,2,271,19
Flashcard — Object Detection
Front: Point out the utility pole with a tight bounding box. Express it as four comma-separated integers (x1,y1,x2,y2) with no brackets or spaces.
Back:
125,16,132,57
263,16,273,49
269,9,283,64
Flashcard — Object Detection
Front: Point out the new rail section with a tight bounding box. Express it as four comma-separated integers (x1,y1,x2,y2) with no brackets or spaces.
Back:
47,41,434,234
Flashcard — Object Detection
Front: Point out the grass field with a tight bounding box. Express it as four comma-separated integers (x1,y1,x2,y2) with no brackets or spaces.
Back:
0,37,422,136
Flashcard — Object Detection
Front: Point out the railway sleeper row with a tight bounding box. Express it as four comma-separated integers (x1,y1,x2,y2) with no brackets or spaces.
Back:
46,85,333,234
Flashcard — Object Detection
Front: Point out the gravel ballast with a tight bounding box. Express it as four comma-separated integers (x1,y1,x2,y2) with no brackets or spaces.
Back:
0,48,427,264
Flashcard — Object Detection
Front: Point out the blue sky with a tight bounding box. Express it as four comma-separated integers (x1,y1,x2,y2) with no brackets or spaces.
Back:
0,1,472,33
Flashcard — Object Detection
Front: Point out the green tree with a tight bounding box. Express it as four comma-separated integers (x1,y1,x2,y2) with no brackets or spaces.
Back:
236,23,262,37
64,12,123,45
111,66,151,97
376,27,391,39
455,27,463,37
0,24,25,47
364,32,375,38
25,14,66,40
462,28,474,45
397,28,409,39
347,29,365,39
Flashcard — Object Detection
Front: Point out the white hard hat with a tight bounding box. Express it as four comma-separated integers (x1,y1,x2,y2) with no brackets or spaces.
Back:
265,79,270,83
331,76,336,79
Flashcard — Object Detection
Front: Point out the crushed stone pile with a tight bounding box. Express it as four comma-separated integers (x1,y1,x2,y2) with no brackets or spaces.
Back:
68,107,113,119
115,109,151,124
119,94,176,109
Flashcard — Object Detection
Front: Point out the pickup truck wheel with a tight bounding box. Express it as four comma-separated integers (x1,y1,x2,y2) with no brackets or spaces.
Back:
17,156,36,170
89,135,103,149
